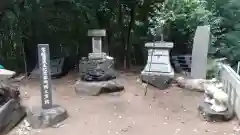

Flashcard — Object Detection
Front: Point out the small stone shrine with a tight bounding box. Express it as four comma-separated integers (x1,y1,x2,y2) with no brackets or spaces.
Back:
140,41,174,89
75,29,124,96
26,44,68,129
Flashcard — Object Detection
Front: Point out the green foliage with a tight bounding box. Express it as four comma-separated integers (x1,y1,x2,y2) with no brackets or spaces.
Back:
207,0,240,68
148,0,240,71
206,58,220,79
0,0,98,71
0,9,25,71
149,0,212,53
0,0,154,71
1,0,240,72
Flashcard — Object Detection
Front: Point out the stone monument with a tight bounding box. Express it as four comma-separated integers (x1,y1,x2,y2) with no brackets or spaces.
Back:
75,29,124,96
140,41,174,89
26,44,68,129
191,25,210,79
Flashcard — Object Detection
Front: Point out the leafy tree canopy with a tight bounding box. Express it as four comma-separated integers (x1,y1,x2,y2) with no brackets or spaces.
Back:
0,0,239,72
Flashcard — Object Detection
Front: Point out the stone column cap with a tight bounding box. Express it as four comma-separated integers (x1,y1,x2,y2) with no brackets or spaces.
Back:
145,41,173,48
88,29,106,37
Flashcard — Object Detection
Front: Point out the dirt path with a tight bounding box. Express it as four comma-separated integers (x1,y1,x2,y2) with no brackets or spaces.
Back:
8,72,240,135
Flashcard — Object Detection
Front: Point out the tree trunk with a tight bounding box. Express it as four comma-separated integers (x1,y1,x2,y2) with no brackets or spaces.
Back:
107,29,112,55
118,2,126,68
125,3,137,68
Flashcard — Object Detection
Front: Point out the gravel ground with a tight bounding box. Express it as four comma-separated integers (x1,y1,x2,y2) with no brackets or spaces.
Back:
7,72,240,135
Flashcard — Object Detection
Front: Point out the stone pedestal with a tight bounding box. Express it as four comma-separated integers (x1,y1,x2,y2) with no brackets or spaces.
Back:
79,56,115,77
88,52,107,59
26,105,68,129
140,42,174,89
141,73,173,89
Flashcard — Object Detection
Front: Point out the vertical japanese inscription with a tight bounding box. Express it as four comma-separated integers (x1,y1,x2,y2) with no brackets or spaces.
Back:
38,44,53,109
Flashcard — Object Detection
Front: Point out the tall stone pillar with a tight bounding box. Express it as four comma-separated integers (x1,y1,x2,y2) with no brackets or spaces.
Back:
190,25,210,79
26,44,68,129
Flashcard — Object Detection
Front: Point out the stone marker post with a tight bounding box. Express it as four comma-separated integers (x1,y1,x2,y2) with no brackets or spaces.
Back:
38,44,53,109
87,29,106,59
26,44,68,129
190,25,210,79
140,41,174,89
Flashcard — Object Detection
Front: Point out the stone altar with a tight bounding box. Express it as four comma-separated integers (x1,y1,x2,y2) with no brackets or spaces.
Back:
140,41,174,89
75,29,124,96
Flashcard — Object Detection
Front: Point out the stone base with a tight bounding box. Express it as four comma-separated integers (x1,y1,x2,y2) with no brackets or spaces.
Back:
140,72,174,90
88,52,107,59
0,99,26,134
26,105,68,129
79,56,115,77
198,101,234,122
75,79,124,96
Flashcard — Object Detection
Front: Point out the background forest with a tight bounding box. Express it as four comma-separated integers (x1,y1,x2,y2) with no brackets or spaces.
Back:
0,0,239,73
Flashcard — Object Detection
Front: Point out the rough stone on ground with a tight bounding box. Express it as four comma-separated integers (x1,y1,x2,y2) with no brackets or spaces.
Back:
0,99,25,134
26,105,68,129
75,79,124,96
8,120,40,135
198,101,234,122
140,74,173,90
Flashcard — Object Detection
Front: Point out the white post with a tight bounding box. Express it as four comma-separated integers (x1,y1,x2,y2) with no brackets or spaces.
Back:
237,61,240,74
